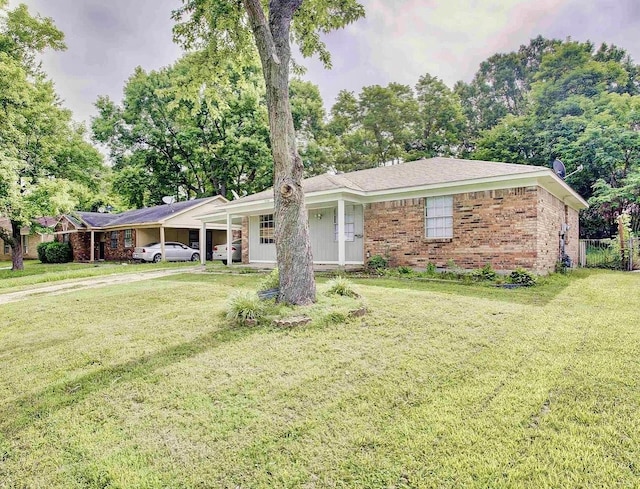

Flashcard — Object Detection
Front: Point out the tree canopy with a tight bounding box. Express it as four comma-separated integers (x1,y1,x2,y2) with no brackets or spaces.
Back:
0,1,105,270
472,39,640,237
323,75,465,171
93,54,273,207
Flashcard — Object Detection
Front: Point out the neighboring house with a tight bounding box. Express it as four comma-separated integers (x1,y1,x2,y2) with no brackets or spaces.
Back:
197,157,588,274
55,196,234,263
0,217,56,260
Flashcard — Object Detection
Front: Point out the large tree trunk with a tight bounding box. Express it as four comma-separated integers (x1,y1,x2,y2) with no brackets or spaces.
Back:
11,220,24,271
244,0,316,305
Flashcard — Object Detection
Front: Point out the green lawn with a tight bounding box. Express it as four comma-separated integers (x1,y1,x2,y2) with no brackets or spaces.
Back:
0,269,638,488
0,260,207,293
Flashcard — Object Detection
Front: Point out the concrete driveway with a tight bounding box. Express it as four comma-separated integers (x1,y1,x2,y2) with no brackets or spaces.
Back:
0,267,200,305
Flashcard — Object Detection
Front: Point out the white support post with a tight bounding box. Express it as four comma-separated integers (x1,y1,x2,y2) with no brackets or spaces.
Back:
338,199,346,266
226,213,233,267
160,226,166,261
90,230,95,263
200,222,206,265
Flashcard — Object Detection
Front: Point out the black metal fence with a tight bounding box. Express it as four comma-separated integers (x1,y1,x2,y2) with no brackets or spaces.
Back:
579,238,638,271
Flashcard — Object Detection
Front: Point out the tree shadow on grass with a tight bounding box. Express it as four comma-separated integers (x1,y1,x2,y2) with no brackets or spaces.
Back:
0,325,254,438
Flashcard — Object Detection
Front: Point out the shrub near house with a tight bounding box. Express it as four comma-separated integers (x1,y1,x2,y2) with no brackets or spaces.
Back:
37,241,73,263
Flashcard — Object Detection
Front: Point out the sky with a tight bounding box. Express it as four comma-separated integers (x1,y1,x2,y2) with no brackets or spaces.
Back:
18,0,640,127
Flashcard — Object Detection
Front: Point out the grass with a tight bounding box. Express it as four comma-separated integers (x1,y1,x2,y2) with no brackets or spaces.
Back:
0,269,639,487
0,260,202,293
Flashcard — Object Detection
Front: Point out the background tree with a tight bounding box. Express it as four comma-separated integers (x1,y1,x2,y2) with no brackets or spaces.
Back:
406,73,466,160
92,54,273,207
172,0,364,305
327,83,419,170
325,75,465,171
454,36,560,153
289,78,332,177
0,1,104,270
472,38,640,237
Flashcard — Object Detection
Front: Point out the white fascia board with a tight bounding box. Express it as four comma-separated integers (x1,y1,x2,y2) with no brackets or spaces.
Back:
102,222,159,231
537,174,589,209
157,196,227,223
197,212,227,223
200,190,367,219
198,211,243,224
50,216,67,229
356,171,587,210
207,223,242,230
247,259,364,265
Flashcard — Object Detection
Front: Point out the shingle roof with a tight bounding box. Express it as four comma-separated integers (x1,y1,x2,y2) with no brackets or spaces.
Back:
72,197,221,228
1,216,57,233
234,157,548,204
35,217,58,227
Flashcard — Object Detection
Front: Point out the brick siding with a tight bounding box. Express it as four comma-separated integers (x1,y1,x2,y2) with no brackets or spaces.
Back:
68,232,92,261
54,220,137,262
535,187,579,271
103,229,136,261
363,186,573,274
55,217,92,262
241,218,249,264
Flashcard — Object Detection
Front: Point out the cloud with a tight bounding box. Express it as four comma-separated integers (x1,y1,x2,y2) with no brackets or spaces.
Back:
17,0,640,124
22,0,183,125
302,0,640,109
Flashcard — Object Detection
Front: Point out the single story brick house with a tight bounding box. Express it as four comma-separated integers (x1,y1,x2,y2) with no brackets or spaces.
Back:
197,158,588,274
55,196,233,263
0,217,56,260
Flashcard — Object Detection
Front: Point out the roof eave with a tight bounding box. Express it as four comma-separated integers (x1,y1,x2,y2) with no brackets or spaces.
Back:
197,170,588,218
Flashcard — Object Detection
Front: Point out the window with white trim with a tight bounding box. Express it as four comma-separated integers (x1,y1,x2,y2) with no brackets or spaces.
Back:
3,241,9,254
334,205,355,242
110,231,118,249
124,229,133,248
259,214,275,244
21,235,29,255
425,196,453,238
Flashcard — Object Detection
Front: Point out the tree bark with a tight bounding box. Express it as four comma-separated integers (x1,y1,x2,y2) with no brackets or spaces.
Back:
11,220,24,271
244,0,316,305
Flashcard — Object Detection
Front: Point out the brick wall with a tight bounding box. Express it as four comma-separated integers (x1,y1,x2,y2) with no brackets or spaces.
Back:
566,205,580,266
363,186,569,273
535,188,579,271
55,218,91,262
54,225,137,262
103,229,136,261
241,218,249,264
68,232,92,261
0,234,47,260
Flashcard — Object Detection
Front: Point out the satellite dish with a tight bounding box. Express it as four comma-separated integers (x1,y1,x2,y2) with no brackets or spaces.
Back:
97,206,106,213
552,159,566,179
162,196,176,205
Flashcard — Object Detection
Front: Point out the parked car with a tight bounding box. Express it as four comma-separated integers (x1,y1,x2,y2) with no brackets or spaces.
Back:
212,239,242,264
132,242,200,263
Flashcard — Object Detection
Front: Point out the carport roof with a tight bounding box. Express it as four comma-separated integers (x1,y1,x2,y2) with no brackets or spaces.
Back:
69,197,227,229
